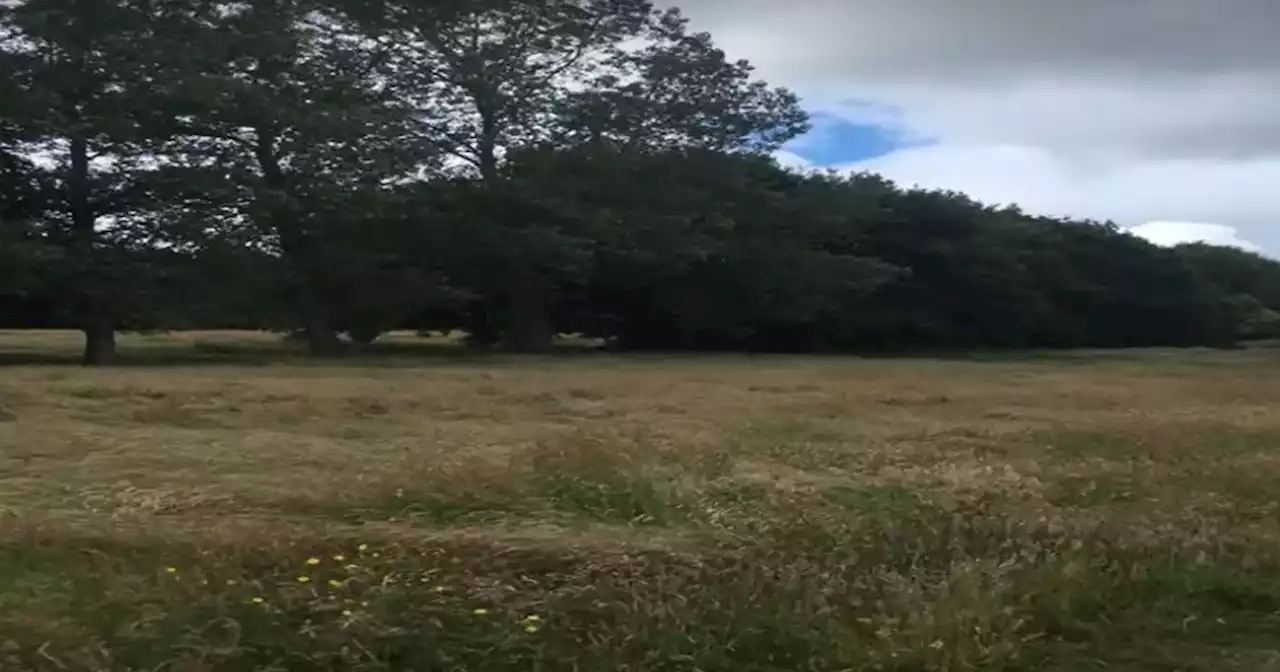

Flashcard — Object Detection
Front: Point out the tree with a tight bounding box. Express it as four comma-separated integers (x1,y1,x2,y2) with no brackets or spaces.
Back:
362,0,808,351
348,0,650,180
351,0,654,351
498,149,900,350
554,10,808,153
1177,243,1280,312
0,0,192,363
1016,221,1234,348
148,0,428,355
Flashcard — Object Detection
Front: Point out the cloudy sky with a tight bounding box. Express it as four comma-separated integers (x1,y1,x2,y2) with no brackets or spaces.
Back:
675,0,1280,256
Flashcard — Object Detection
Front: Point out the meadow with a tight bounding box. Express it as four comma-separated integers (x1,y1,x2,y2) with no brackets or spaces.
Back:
2,330,1280,670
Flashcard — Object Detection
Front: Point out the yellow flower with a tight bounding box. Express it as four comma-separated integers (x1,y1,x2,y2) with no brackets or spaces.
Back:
372,552,381,558
328,579,342,588
472,608,489,616
342,609,353,617
226,579,238,586
333,554,346,562
523,614,541,622
357,544,368,552
297,575,311,583
344,564,359,571
251,597,265,604
165,566,178,574
524,624,540,633
305,557,321,566
433,585,446,593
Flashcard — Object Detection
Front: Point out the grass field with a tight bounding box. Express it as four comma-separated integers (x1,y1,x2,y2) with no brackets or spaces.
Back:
2,330,1280,670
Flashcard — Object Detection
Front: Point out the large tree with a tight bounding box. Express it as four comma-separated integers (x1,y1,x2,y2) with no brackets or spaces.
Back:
0,0,184,363
360,0,809,351
534,151,901,350
1177,242,1280,311
147,0,428,355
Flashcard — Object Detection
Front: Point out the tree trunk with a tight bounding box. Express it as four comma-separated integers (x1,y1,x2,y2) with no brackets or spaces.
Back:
476,96,499,181
303,310,343,357
82,320,116,366
68,133,116,366
504,275,553,353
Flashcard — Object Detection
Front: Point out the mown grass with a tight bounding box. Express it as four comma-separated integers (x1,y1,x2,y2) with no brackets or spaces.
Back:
2,330,1280,670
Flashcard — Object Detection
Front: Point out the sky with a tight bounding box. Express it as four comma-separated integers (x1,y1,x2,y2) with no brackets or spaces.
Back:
673,0,1280,256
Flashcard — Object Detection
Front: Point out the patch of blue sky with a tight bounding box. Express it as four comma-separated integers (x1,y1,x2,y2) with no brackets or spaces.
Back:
785,110,931,166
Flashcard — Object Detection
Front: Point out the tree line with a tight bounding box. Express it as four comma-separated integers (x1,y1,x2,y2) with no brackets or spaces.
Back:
3,0,1279,365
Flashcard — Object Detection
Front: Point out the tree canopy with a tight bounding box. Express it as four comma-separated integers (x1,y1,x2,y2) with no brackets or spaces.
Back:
2,0,1275,363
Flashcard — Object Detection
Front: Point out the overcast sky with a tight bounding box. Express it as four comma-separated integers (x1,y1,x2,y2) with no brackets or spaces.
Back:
673,0,1280,255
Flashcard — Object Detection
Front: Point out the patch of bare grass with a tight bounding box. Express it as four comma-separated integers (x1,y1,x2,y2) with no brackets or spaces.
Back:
3,331,1280,669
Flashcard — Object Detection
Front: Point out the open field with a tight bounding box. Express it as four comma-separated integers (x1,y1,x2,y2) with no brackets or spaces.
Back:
3,331,1280,670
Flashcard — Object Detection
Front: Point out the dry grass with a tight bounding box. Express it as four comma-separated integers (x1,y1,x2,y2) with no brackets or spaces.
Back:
3,331,1280,670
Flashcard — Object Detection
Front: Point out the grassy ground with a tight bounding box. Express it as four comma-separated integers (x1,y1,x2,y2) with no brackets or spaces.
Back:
2,330,1280,670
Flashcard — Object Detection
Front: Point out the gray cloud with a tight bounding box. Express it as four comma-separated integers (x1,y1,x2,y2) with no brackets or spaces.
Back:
677,0,1280,83
835,76,1280,162
667,0,1280,251
674,0,1280,160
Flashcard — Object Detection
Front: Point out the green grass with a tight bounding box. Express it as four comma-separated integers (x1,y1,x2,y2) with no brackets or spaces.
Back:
2,330,1280,670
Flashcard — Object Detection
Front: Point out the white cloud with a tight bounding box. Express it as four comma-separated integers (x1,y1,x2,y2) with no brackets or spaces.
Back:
775,144,1277,254
1128,221,1264,252
845,143,1279,252
771,149,814,171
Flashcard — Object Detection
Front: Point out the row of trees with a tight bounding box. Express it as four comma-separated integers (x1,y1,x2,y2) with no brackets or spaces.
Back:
3,0,1279,364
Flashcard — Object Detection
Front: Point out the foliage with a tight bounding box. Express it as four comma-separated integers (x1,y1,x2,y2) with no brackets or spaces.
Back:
1177,243,1280,340
0,143,49,298
1,0,1276,355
